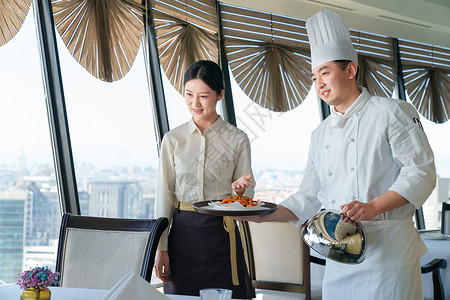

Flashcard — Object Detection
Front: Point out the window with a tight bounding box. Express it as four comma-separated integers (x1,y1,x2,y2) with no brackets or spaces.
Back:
231,75,320,203
163,72,191,129
57,39,159,219
0,9,60,283
421,118,450,229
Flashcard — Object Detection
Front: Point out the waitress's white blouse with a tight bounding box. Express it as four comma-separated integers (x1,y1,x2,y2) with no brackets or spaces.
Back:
281,87,436,299
155,117,255,250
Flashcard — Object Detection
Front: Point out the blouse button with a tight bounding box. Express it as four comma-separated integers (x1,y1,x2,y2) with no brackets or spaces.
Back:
330,199,336,204
327,171,333,176
351,195,357,200
325,145,329,149
349,138,355,142
350,167,355,171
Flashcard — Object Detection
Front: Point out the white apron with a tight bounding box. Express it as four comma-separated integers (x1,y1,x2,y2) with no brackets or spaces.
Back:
322,219,427,300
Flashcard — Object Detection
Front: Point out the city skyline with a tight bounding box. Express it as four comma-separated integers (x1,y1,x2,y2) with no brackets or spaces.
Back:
1,146,450,178
1,152,448,283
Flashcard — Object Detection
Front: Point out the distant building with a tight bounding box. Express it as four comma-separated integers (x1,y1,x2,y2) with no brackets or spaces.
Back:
78,190,90,215
142,195,155,218
88,181,146,218
423,176,449,229
0,191,28,283
25,180,60,247
23,239,58,271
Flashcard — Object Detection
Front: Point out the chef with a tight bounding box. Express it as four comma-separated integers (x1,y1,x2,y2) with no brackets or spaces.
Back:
236,9,436,299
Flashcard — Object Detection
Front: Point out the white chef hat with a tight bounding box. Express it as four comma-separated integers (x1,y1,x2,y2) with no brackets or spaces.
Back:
306,10,358,71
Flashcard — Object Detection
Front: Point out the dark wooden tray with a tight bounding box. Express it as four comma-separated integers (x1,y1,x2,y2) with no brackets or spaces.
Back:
192,200,278,216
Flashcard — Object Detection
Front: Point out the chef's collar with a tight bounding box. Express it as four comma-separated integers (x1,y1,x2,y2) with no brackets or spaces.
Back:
330,87,369,129
188,115,225,134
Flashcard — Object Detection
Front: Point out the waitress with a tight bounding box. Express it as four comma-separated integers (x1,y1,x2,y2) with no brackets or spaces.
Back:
154,60,255,299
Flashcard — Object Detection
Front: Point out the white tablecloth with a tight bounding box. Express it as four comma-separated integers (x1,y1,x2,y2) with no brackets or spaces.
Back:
421,237,450,300
0,284,200,300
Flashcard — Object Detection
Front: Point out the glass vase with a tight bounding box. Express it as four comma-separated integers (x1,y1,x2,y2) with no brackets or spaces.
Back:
20,288,51,300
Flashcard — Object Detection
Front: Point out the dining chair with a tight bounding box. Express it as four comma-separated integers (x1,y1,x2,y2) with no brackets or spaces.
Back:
415,207,448,300
55,213,168,290
422,258,447,300
441,202,450,235
240,221,324,300
415,206,426,230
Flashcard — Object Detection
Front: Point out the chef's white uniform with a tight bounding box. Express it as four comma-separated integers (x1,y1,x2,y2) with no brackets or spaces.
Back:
282,87,436,300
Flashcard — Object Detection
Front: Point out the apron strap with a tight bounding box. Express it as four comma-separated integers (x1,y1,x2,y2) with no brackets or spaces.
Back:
177,201,239,286
223,216,239,286
177,201,196,212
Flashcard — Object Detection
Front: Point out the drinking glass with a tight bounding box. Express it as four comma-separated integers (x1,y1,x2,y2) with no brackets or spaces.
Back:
200,288,232,300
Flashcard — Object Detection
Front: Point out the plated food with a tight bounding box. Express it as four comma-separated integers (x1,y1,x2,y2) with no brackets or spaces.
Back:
220,194,260,207
192,197,278,216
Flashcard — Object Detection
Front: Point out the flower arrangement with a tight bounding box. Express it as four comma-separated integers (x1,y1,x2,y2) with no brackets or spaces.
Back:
17,266,59,292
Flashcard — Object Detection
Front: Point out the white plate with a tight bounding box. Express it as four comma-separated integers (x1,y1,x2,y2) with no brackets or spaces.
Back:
192,200,278,216
205,205,271,211
421,232,448,240
207,201,268,211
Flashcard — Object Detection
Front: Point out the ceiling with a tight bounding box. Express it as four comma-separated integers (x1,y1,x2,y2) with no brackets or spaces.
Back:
220,0,450,49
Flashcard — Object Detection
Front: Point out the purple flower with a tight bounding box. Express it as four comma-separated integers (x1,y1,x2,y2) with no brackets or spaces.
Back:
17,266,60,291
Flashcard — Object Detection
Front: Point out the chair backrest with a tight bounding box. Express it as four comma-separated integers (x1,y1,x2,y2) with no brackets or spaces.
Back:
415,207,426,230
55,213,168,290
241,221,311,299
442,202,450,235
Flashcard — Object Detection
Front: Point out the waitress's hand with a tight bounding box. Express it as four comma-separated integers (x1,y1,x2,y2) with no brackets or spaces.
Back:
232,174,252,195
340,201,376,223
154,249,170,283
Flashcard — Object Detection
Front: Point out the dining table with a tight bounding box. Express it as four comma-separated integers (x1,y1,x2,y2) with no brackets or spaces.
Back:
0,284,202,300
421,234,450,300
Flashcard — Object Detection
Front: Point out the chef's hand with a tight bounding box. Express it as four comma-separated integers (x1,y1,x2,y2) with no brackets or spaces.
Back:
234,214,264,222
234,205,298,223
154,249,170,283
340,201,377,223
232,174,252,195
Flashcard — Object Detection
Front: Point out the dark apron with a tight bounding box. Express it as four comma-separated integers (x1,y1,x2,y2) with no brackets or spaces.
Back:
163,206,254,299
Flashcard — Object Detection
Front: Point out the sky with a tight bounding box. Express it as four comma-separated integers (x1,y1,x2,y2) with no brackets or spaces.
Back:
1,7,449,177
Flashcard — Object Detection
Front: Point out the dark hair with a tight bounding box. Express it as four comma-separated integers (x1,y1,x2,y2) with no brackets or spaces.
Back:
183,60,224,94
335,60,359,79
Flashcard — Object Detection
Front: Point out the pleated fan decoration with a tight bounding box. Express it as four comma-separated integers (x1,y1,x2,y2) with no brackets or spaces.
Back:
402,66,450,123
221,4,312,112
350,30,396,99
225,41,311,112
357,57,396,99
152,0,219,94
51,0,146,82
400,40,450,123
0,0,32,47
